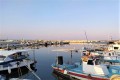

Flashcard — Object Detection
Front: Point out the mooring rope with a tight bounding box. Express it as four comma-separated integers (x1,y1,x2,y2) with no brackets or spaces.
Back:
17,62,22,78
25,64,41,80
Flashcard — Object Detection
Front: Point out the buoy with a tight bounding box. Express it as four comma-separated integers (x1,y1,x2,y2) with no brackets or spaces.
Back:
64,70,67,74
8,66,11,74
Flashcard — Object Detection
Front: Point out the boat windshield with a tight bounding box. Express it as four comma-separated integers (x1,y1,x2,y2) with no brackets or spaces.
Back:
9,52,27,59
87,60,94,65
87,58,101,65
114,47,119,50
95,59,101,65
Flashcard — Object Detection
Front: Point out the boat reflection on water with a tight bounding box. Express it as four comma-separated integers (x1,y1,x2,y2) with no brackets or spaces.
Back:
1,65,37,80
52,70,79,80
52,70,70,80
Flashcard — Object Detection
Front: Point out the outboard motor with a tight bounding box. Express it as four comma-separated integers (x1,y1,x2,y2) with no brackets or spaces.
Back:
57,56,63,65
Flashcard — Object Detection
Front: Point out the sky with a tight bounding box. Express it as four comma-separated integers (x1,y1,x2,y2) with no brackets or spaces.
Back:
0,0,119,40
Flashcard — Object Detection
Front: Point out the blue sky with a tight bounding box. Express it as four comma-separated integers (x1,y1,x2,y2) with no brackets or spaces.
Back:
0,0,119,40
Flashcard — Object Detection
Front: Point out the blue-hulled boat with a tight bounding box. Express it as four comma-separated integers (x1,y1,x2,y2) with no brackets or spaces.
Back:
52,55,120,80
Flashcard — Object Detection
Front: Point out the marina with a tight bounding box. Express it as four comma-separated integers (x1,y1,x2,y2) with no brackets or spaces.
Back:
0,42,119,80
0,44,81,80
0,0,119,80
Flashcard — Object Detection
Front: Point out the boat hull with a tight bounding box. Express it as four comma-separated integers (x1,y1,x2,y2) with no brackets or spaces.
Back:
0,61,35,74
68,71,109,80
52,70,71,80
104,56,120,63
3,63,36,80
52,66,109,80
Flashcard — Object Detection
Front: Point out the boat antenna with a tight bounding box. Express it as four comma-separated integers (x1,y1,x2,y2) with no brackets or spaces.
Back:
84,31,93,50
84,31,88,43
7,44,9,50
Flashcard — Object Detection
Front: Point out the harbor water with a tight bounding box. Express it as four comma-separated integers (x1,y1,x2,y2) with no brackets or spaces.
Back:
1,44,98,80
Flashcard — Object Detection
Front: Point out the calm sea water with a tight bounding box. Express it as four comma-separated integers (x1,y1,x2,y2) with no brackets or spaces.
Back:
29,44,82,80
2,44,88,80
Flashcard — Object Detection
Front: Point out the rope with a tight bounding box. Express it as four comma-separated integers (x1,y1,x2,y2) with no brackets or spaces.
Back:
25,65,41,80
19,66,22,77
17,62,22,79
17,62,21,77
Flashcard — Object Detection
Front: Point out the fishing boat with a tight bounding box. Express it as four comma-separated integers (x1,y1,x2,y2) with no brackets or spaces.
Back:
81,46,120,63
99,43,120,63
52,50,120,80
0,49,36,74
102,50,120,63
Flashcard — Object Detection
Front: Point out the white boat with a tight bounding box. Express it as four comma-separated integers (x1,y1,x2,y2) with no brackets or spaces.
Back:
52,48,120,80
52,56,120,80
0,49,35,74
81,46,120,63
108,44,120,51
103,50,120,63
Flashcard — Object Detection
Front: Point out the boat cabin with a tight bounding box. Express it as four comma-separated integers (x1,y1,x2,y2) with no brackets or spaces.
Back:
87,58,101,65
108,44,120,51
0,50,30,62
82,57,109,76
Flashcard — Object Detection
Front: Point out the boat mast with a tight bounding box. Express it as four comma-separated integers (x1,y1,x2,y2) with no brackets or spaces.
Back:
84,31,88,43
